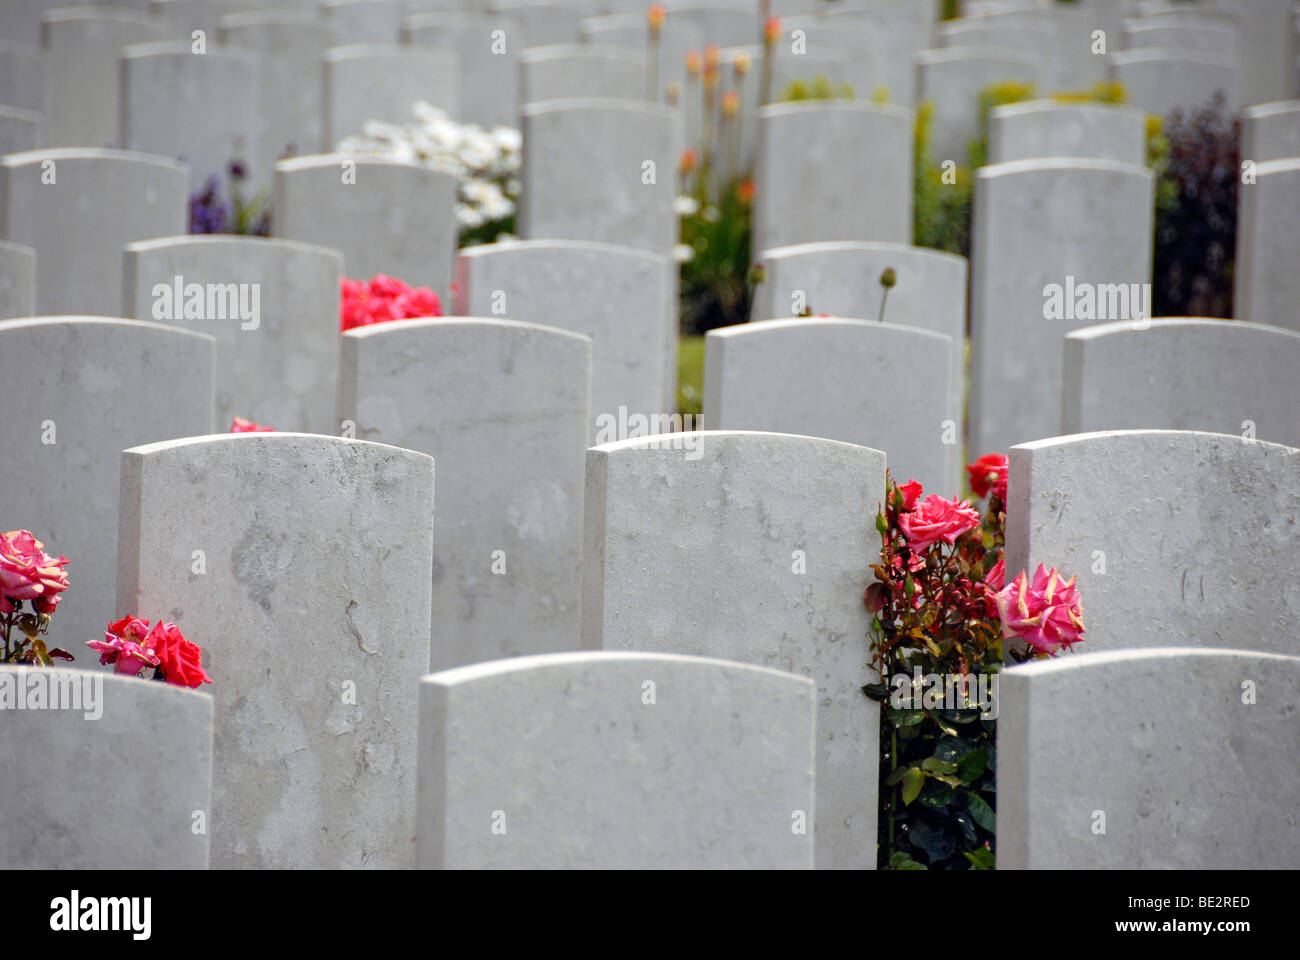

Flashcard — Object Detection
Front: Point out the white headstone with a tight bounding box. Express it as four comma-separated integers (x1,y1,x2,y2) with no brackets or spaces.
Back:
0,104,40,156
915,47,1040,163
324,43,458,147
1122,16,1237,57
580,12,703,108
402,13,525,129
119,41,260,188
1,1,63,47
1107,48,1236,117
273,154,457,298
0,148,188,316
753,241,967,439
704,318,956,492
116,432,435,868
39,6,164,150
0,41,43,113
123,235,343,434
969,158,1153,458
754,101,913,252
987,100,1147,166
219,11,333,177
778,16,891,106
323,0,403,43
0,317,214,668
0,239,34,319
519,99,678,256
1236,160,1300,333
151,0,257,40
418,651,816,868
581,430,882,869
1005,429,1300,659
999,648,1300,868
519,44,646,105
338,317,590,673
1061,319,1300,447
0,667,213,869
1242,101,1300,164
492,0,587,47
455,240,673,439
665,2,758,48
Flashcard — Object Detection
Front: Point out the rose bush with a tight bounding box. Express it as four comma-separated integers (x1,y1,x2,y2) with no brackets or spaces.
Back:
0,530,73,664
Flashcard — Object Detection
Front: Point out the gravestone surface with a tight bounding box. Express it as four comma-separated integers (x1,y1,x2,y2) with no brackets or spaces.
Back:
1000,648,1300,869
220,11,332,180
455,240,672,440
1122,17,1237,57
754,101,912,251
1005,429,1300,659
0,318,214,670
273,154,457,298
519,44,646,104
1235,161,1300,334
419,651,816,868
324,43,459,146
151,0,258,40
969,158,1153,458
1062,319,1300,448
323,0,403,44
123,235,343,434
662,1,757,48
580,12,702,109
0,240,35,321
778,16,895,106
581,430,882,870
1107,49,1237,117
753,241,967,444
0,666,213,869
915,47,1039,163
119,41,259,189
0,41,43,113
1242,101,1300,164
0,148,188,316
704,319,956,492
519,99,678,256
0,104,41,156
1,1,64,47
492,0,587,47
988,101,1147,166
339,317,590,673
402,13,524,129
40,6,164,150
116,433,435,869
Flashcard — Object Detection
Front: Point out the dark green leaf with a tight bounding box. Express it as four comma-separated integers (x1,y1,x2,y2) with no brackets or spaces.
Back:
967,793,996,834
901,767,925,806
957,748,988,785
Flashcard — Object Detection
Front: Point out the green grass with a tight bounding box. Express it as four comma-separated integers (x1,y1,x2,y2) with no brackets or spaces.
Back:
677,335,705,417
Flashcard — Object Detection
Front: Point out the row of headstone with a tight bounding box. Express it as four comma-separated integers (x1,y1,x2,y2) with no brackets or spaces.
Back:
1235,102,1300,332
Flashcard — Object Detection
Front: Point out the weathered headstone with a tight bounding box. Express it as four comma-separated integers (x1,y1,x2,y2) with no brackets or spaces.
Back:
1107,48,1236,117
999,648,1300,868
324,43,458,147
273,154,457,297
418,651,816,868
915,47,1039,163
1061,319,1300,446
402,13,525,129
581,430,882,870
1122,16,1237,57
969,158,1153,458
0,41,43,114
39,6,163,150
123,235,343,434
0,240,35,320
519,44,646,104
119,41,259,188
938,17,1051,81
150,0,258,40
777,16,890,106
492,0,588,47
0,105,40,156
338,317,590,673
988,100,1147,166
323,0,403,44
519,99,678,256
0,666,213,869
1242,101,1300,164
219,11,332,179
0,148,188,316
1004,429,1300,659
755,101,912,252
1236,161,1300,332
580,11,703,108
455,240,672,439
116,432,435,869
664,1,758,48
0,317,214,669
753,241,967,441
704,319,956,492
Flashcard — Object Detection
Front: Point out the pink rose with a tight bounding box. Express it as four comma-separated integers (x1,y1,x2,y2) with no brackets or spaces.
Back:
0,530,70,615
994,564,1085,656
149,621,212,688
898,494,981,554
967,453,1008,502
87,616,161,675
368,274,408,299
230,416,273,433
365,295,402,325
395,286,442,319
898,478,923,512
982,555,1005,618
